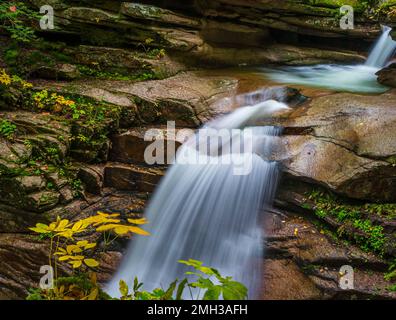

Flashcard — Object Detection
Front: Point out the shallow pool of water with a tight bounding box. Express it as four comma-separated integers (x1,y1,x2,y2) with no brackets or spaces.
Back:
260,64,389,94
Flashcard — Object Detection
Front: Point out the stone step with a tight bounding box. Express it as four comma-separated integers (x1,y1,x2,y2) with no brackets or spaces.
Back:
109,126,193,165
104,162,165,193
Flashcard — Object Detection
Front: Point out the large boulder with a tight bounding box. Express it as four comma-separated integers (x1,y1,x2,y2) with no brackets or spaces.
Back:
275,90,396,201
376,63,396,88
33,72,239,127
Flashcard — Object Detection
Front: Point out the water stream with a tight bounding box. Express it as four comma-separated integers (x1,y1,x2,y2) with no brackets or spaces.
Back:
106,26,396,300
106,94,288,298
262,26,396,93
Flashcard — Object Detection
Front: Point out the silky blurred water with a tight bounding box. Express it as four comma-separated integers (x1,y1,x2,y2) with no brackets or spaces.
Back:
262,26,396,93
106,90,289,299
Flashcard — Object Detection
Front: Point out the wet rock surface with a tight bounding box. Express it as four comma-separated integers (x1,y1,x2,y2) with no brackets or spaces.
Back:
274,90,396,201
377,63,396,88
0,191,147,299
33,72,239,127
1,0,396,300
261,208,396,300
26,0,371,66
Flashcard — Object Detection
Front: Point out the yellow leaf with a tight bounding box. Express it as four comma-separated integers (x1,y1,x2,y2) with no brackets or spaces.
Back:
55,219,70,231
70,255,84,260
54,248,67,255
71,260,82,268
97,211,120,218
119,280,129,296
90,272,97,284
49,222,57,230
66,245,82,255
96,224,118,232
87,287,98,300
77,240,88,247
84,243,96,250
72,221,83,231
127,218,148,225
114,226,130,235
29,227,48,233
59,255,72,261
128,226,150,236
84,259,99,268
56,229,74,239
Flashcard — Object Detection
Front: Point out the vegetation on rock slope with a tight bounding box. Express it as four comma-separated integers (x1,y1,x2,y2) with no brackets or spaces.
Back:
1,0,396,299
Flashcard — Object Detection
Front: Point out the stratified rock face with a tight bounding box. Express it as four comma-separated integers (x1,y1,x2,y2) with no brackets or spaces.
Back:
376,63,396,87
26,0,372,66
0,112,72,217
33,72,239,127
33,64,81,81
0,234,53,299
0,192,146,299
104,163,164,192
261,208,395,300
110,126,192,164
276,90,396,201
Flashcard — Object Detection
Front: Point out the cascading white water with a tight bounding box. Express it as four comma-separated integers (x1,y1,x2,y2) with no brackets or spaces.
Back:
106,91,289,299
263,26,396,93
366,26,396,68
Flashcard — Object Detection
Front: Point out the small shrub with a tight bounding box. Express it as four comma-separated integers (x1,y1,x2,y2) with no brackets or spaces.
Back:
0,119,17,139
27,215,248,300
0,2,39,43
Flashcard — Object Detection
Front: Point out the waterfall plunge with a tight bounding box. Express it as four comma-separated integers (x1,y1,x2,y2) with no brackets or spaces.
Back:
106,91,289,299
366,26,396,68
263,26,396,93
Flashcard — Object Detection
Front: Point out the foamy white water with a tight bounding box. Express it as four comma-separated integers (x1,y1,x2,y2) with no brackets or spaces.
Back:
366,26,396,67
263,26,396,93
106,92,289,299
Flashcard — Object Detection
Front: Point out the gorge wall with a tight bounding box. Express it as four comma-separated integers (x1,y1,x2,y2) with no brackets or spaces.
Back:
1,0,396,299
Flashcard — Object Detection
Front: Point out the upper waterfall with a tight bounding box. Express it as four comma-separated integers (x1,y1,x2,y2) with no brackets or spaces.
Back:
261,26,396,93
366,26,396,68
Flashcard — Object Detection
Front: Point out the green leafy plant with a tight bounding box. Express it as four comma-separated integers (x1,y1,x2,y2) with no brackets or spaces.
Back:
385,259,396,282
0,2,39,42
26,213,150,300
305,189,387,255
179,259,248,300
27,215,247,300
0,119,17,139
117,259,248,300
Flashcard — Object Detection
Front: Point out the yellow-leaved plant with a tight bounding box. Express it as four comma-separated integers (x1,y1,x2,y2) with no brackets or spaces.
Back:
28,212,149,300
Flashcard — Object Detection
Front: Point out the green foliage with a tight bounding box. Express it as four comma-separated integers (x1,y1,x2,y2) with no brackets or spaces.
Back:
77,64,158,82
0,119,16,139
306,189,387,255
26,214,151,300
0,2,39,43
70,178,83,197
117,260,248,301
352,219,385,253
387,284,396,292
385,259,396,282
179,259,248,300
147,48,166,59
118,278,181,300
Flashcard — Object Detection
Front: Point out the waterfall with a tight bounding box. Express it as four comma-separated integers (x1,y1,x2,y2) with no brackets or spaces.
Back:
106,90,289,299
262,26,396,93
366,26,396,68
